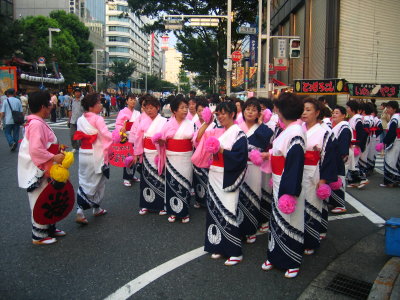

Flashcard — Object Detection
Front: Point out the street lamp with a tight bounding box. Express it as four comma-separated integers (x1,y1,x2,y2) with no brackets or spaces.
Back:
95,49,105,92
48,27,61,48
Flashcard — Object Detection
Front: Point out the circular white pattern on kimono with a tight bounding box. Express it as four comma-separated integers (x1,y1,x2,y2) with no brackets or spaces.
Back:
236,208,244,225
207,224,222,245
143,188,155,203
196,184,205,198
170,197,183,213
268,234,275,252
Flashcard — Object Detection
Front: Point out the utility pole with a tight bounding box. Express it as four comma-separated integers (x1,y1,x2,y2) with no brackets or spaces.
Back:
226,0,232,96
256,0,262,92
265,0,271,95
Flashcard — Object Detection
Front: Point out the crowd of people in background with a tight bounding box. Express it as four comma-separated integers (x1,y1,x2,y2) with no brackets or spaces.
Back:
1,86,399,279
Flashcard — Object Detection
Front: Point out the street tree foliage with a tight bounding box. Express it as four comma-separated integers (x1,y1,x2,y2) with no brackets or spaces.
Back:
142,75,177,92
0,14,23,59
178,69,191,94
49,10,95,83
109,60,137,87
0,11,95,84
127,0,258,91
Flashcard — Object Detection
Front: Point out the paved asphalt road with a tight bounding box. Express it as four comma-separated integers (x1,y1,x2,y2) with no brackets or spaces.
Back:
0,116,397,300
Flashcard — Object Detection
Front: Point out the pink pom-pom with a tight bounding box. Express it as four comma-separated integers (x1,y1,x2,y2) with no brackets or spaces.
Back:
278,118,286,129
124,156,134,168
316,184,332,200
329,177,343,191
278,194,297,214
112,130,120,143
151,132,162,144
249,149,263,166
263,109,272,123
269,178,273,188
205,136,220,154
154,155,160,166
202,107,212,124
353,147,361,156
375,143,384,152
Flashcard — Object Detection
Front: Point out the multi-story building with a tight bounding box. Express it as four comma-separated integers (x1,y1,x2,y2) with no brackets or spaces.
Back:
14,0,107,86
267,0,400,104
106,0,154,91
148,32,161,78
163,47,182,86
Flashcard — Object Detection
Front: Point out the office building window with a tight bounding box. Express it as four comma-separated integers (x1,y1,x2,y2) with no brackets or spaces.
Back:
109,36,130,43
109,46,130,53
109,26,129,32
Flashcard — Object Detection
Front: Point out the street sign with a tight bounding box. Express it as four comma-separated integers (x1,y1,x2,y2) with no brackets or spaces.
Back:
189,18,219,27
237,26,257,35
232,51,243,62
38,57,46,67
277,39,287,58
274,57,288,71
268,63,276,75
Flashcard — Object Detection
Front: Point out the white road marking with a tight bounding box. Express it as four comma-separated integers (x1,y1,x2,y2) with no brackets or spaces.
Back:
345,192,386,226
328,212,363,221
104,247,206,300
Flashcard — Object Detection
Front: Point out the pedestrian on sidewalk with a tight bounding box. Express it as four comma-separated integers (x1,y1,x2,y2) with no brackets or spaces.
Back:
0,88,23,151
50,91,58,123
17,91,66,245
68,87,84,150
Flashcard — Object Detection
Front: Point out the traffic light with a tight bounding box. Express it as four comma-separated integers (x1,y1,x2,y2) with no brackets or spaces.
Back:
223,58,232,71
289,38,301,58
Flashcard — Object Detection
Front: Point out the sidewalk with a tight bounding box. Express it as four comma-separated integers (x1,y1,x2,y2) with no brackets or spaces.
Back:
298,229,399,299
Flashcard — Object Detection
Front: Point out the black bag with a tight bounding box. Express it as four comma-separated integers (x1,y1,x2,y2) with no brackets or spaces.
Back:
7,98,24,125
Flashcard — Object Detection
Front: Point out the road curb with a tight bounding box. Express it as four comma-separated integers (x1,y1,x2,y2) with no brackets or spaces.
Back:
367,257,400,300
298,229,387,300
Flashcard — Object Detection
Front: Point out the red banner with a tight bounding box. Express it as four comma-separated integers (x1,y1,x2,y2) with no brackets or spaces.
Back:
109,142,134,168
151,33,155,57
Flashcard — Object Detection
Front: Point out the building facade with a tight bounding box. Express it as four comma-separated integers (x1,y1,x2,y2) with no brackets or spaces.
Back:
163,47,182,86
106,0,152,91
268,0,400,104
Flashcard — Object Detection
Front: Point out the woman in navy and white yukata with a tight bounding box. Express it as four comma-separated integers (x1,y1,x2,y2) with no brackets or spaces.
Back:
346,100,368,188
194,102,248,266
114,93,141,186
261,93,306,279
131,96,168,216
192,98,218,209
238,98,273,244
301,98,337,255
329,106,352,213
381,101,400,187
154,96,194,223
366,106,383,175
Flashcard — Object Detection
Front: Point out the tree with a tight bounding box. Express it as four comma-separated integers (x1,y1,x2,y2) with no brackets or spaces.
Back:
0,15,23,60
109,60,136,92
140,75,177,92
1,12,95,85
49,10,95,83
127,0,258,92
178,69,191,94
18,15,81,84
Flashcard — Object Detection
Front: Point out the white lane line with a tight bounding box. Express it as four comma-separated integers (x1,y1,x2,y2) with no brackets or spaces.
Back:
345,192,386,226
104,247,207,300
328,212,363,221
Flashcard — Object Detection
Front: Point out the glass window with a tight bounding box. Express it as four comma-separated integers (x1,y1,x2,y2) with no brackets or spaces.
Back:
109,36,130,43
109,47,130,53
